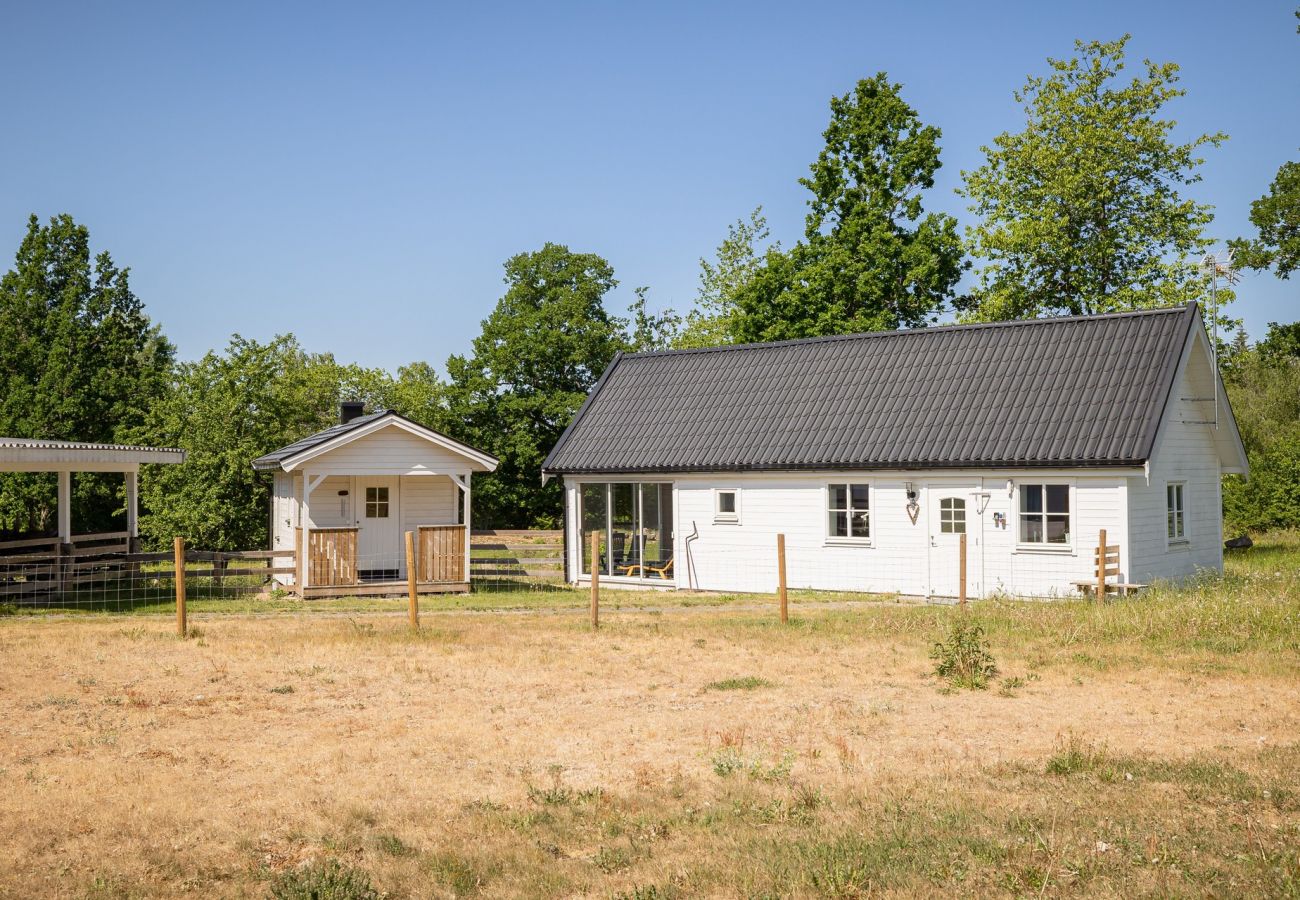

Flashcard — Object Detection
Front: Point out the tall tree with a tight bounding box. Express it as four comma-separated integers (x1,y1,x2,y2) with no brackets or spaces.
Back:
676,207,777,348
0,214,173,535
960,36,1226,320
128,335,420,550
446,243,625,527
733,74,964,341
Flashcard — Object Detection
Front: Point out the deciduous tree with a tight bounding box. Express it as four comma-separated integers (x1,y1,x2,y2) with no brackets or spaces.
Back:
445,243,625,527
960,37,1226,320
733,74,964,341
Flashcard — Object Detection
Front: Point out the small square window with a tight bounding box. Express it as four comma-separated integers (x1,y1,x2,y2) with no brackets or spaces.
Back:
714,489,739,523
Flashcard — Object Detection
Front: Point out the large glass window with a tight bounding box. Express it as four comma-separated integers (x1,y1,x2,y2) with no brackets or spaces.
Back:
828,483,870,539
1019,484,1070,545
579,483,674,580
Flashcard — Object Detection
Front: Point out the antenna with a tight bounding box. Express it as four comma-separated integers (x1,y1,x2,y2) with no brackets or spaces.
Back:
1199,250,1239,430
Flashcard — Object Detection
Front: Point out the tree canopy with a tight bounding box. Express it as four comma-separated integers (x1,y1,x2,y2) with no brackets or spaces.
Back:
0,214,173,535
732,74,964,341
959,36,1226,320
445,243,628,528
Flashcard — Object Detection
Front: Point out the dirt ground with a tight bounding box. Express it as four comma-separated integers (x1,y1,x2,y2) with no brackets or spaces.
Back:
2,608,1297,897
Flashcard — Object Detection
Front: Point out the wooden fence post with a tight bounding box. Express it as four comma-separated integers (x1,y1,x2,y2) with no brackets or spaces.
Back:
958,532,967,607
1096,528,1107,604
174,536,187,638
590,530,600,630
776,533,788,624
405,530,419,629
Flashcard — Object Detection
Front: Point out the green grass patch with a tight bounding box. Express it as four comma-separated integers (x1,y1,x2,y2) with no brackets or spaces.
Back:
704,675,775,692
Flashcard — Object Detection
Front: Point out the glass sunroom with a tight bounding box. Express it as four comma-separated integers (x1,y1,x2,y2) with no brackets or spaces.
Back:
578,482,674,581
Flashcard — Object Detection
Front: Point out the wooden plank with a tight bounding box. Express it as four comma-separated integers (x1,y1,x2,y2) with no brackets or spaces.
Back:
307,527,358,587
302,580,469,599
418,525,466,583
0,535,60,551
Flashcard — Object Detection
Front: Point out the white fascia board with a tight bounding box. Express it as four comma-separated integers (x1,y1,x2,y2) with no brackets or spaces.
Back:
280,414,498,473
563,466,1146,483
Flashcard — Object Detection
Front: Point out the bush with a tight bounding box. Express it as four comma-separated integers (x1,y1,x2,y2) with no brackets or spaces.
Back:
268,859,378,900
930,617,999,689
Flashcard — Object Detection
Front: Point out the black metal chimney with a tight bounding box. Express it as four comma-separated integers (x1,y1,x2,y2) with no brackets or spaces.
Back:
339,401,366,424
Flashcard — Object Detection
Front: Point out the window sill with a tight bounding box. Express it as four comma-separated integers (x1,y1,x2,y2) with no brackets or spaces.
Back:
713,518,740,526
1167,539,1190,551
1014,543,1074,555
825,538,873,548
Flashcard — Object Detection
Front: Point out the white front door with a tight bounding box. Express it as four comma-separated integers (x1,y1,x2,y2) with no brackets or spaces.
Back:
356,476,400,576
927,484,977,598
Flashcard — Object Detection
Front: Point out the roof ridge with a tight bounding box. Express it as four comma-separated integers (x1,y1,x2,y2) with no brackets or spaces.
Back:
622,303,1197,360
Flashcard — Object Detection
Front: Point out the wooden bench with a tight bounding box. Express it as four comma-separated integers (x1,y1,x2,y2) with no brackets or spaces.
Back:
1073,537,1146,599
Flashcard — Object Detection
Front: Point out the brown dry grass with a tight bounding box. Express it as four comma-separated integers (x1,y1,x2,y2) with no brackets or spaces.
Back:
1,605,1298,898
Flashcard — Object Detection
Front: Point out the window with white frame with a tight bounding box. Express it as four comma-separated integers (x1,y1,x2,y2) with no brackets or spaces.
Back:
714,489,740,524
1019,483,1069,545
828,483,870,540
1167,483,1186,541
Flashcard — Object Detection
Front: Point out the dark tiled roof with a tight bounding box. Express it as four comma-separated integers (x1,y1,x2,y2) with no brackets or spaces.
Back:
251,410,393,471
542,304,1200,474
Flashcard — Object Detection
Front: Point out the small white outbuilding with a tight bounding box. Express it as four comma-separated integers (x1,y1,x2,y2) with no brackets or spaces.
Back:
542,304,1249,600
253,405,497,597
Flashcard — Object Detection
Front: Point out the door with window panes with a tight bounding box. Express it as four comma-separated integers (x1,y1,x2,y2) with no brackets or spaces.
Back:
927,485,977,597
356,476,400,577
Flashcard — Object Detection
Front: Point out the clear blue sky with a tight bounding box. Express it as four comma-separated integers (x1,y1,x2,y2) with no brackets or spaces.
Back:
2,1,1296,372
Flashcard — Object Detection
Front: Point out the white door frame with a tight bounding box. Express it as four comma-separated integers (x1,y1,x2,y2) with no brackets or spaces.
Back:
355,475,401,574
925,480,983,599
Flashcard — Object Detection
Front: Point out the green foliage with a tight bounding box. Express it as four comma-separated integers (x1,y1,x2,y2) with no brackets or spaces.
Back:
127,335,445,550
267,858,378,900
1223,325,1300,533
445,243,628,528
704,676,775,691
1230,159,1300,278
733,74,964,341
930,617,999,689
959,36,1227,321
0,214,173,535
676,207,777,348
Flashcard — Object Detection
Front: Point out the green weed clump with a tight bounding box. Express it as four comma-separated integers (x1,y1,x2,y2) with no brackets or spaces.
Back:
268,859,378,900
930,617,999,689
704,676,774,691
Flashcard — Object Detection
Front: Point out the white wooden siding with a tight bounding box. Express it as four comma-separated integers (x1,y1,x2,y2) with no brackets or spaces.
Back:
302,424,476,476
1127,332,1225,583
566,470,1130,598
400,475,457,533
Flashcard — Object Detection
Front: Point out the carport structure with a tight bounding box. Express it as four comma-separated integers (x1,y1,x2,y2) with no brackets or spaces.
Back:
0,438,186,550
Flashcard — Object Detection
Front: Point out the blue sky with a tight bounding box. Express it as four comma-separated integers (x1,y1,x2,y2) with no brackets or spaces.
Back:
2,1,1296,372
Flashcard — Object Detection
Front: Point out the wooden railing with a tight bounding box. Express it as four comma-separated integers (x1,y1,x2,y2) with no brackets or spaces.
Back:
305,527,358,587
417,524,466,582
470,529,563,581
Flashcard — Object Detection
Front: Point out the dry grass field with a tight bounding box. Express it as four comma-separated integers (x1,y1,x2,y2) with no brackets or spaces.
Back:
2,536,1299,898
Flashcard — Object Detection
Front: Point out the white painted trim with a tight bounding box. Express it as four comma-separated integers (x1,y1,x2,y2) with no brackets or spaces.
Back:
1164,480,1188,548
823,480,873,546
1012,479,1076,554
279,414,498,472
565,466,1147,483
713,487,741,524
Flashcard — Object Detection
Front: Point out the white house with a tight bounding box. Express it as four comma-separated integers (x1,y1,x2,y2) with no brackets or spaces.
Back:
542,304,1248,599
252,405,497,597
